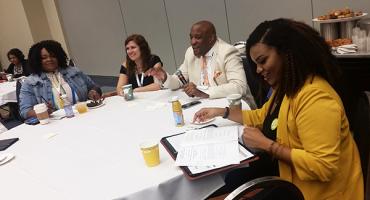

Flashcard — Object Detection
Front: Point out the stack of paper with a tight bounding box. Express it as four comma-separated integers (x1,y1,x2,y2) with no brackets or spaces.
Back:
175,126,240,167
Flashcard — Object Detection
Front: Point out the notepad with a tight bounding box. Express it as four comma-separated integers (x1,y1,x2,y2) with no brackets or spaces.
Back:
161,125,257,180
175,126,240,166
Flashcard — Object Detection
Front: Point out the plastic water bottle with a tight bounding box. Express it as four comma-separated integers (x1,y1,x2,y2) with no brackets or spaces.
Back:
61,95,74,118
171,96,184,127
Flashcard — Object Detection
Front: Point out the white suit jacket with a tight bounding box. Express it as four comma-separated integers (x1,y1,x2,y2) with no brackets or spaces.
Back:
163,38,256,108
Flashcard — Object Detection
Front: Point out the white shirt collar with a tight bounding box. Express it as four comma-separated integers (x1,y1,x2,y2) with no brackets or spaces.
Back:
204,42,216,58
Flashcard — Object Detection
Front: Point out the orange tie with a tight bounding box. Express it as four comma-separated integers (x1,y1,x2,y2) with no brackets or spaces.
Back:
201,56,209,86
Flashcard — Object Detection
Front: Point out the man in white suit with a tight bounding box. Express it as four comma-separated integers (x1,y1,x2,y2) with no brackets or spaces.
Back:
148,20,256,108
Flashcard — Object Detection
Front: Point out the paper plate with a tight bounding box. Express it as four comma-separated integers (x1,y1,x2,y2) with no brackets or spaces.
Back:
0,153,15,166
0,154,7,162
312,13,367,23
87,100,105,109
50,109,66,120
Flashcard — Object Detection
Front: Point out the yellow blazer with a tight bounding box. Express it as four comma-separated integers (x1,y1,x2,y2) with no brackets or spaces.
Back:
242,76,363,200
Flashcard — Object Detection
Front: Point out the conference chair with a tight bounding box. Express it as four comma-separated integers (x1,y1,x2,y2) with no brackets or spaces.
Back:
0,120,8,134
224,176,304,200
351,91,370,199
234,41,270,108
14,79,24,121
240,55,270,108
68,58,76,67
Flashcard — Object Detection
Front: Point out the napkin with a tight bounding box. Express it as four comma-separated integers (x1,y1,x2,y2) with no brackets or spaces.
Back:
335,44,358,54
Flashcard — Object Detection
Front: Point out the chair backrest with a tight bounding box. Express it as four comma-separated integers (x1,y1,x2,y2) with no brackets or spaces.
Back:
351,91,370,187
234,41,246,55
16,79,22,103
68,58,76,67
350,91,370,200
224,176,304,200
0,121,8,134
367,151,370,200
15,79,24,121
240,56,270,108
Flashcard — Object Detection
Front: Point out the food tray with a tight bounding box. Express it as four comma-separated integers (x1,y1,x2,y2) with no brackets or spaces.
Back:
313,13,367,23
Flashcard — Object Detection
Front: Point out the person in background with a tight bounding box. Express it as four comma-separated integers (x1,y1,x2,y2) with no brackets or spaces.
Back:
106,34,163,97
194,18,363,200
147,20,256,109
5,48,30,78
19,40,102,120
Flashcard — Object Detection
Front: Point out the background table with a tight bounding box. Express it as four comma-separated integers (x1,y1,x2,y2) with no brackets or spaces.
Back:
0,89,250,200
0,81,17,106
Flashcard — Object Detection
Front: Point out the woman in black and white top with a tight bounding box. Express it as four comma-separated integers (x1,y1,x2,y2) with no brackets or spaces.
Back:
115,34,163,95
5,48,30,78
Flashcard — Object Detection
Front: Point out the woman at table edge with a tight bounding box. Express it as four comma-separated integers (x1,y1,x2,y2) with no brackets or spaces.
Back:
19,40,102,120
105,34,163,97
194,18,363,200
5,48,30,78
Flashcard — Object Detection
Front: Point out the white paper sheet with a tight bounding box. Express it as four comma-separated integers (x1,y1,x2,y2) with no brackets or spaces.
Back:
174,126,240,167
175,141,240,166
187,145,254,174
182,126,238,146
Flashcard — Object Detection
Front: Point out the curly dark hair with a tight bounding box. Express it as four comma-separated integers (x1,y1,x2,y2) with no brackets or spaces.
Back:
124,34,151,77
7,48,25,61
245,18,343,105
28,40,68,75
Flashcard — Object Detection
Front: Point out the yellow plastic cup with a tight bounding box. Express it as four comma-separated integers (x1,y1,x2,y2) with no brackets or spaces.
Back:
76,102,88,114
140,141,160,167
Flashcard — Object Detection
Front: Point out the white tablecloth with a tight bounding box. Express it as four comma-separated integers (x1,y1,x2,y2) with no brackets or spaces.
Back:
0,81,17,106
0,89,250,200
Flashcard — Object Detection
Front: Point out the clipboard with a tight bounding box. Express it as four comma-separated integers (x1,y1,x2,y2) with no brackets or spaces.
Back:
160,124,258,180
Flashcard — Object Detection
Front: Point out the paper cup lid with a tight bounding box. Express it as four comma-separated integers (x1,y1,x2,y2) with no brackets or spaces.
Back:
140,140,158,149
34,103,47,112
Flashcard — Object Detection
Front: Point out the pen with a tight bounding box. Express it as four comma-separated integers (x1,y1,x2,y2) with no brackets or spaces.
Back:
40,96,48,103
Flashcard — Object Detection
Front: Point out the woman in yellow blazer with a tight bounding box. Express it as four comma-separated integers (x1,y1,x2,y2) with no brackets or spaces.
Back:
194,18,363,200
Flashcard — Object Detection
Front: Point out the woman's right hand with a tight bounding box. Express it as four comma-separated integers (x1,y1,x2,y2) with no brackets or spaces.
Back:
145,67,167,82
193,107,225,123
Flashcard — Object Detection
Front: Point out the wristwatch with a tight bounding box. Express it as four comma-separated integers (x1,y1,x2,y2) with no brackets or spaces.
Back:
222,107,230,119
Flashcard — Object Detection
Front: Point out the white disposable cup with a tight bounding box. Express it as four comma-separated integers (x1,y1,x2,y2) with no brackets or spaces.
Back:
6,74,12,81
34,103,49,124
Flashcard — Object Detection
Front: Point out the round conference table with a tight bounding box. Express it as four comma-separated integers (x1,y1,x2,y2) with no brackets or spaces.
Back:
0,89,250,200
0,80,17,106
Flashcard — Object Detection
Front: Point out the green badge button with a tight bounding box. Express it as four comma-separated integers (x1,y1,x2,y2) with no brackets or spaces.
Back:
271,118,278,131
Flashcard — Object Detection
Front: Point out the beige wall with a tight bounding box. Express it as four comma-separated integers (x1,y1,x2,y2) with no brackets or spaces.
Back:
0,0,34,69
42,0,68,51
0,0,67,70
22,0,52,42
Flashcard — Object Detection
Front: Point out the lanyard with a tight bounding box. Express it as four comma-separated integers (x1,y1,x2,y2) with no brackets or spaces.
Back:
135,72,144,87
48,72,64,95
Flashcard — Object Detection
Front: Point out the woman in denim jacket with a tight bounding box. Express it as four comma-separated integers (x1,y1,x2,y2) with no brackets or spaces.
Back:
19,40,102,120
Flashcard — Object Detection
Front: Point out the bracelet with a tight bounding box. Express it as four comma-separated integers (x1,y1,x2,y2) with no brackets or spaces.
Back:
272,143,282,159
276,143,283,156
268,141,276,154
222,107,230,119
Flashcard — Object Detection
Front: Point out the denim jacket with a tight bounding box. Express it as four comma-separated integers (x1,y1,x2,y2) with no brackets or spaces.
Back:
19,66,100,119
